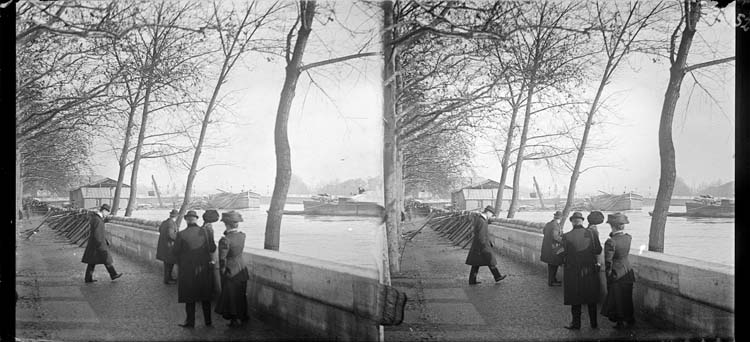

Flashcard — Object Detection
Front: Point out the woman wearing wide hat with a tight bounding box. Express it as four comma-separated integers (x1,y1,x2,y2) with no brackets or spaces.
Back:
562,211,603,330
215,210,250,327
600,213,636,329
173,210,216,327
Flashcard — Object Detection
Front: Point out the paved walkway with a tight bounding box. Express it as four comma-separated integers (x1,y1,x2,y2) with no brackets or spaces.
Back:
385,220,692,341
15,217,295,341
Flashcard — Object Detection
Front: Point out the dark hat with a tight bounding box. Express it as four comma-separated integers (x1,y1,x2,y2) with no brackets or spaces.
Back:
587,211,604,225
221,210,244,223
203,209,220,223
100,204,111,212
606,213,629,225
569,211,584,221
482,205,496,215
553,210,563,219
169,209,178,217
184,210,199,219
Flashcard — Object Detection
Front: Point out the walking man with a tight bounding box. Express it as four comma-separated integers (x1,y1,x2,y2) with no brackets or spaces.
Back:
562,211,603,330
540,211,564,287
82,204,123,283
465,206,506,285
156,209,179,284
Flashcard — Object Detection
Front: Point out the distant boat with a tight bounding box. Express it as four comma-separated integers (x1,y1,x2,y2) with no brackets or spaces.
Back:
288,191,384,217
206,190,260,209
589,192,643,211
650,195,734,218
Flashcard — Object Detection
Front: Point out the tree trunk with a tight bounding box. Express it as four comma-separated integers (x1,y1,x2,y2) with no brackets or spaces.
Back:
124,84,153,217
16,145,23,223
111,102,138,216
494,101,522,212
561,60,612,229
650,3,698,252
264,1,316,251
507,83,536,218
381,0,401,274
533,176,545,209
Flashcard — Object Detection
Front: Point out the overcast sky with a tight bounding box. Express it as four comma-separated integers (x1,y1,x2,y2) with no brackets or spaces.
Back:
91,2,735,197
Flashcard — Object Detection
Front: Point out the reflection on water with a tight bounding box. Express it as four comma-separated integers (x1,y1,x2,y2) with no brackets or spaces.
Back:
510,206,734,266
129,204,733,269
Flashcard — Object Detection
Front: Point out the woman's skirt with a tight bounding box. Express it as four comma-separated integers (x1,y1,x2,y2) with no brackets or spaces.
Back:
601,270,635,322
215,274,248,320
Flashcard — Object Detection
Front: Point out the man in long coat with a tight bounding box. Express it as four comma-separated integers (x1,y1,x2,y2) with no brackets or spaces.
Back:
81,204,123,283
562,211,603,330
173,210,216,328
156,209,179,284
540,211,563,286
465,206,506,285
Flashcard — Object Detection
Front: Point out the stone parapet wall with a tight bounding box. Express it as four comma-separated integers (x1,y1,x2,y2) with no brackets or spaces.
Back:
484,220,733,338
102,217,386,341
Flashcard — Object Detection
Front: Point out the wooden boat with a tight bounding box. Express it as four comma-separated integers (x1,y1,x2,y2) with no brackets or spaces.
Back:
298,192,384,217
206,190,260,209
589,192,643,211
648,195,734,218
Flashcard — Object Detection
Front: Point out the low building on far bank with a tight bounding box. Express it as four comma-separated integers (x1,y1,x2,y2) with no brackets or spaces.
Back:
69,177,130,209
451,179,513,211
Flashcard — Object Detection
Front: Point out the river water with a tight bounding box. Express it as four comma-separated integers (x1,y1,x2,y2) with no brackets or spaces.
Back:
129,204,734,270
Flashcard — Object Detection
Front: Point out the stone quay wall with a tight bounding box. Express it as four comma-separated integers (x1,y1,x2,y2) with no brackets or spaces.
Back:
485,217,734,338
102,217,385,341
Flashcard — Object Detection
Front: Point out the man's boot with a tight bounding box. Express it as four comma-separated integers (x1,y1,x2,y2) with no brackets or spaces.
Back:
564,305,581,330
468,266,481,285
490,266,506,282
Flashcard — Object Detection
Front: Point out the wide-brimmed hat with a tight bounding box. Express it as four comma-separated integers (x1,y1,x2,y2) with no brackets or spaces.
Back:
607,213,629,225
482,205,496,215
221,211,244,223
100,204,111,212
553,210,563,219
569,211,585,221
203,209,220,223
184,210,199,219
587,211,604,225
169,209,178,217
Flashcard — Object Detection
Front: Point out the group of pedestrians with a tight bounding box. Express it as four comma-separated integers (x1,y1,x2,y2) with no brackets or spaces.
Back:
81,204,250,328
541,209,636,330
465,205,636,331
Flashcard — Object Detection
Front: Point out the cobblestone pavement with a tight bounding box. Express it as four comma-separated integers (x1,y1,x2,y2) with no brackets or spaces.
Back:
385,220,695,341
15,217,299,341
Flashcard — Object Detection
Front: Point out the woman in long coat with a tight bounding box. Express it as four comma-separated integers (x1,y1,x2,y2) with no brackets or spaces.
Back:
586,211,607,302
215,211,250,327
465,206,505,285
173,210,216,327
540,211,563,286
562,211,602,330
600,213,636,329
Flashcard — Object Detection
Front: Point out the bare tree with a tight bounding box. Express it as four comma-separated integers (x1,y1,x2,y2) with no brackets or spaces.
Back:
176,0,283,226
560,0,669,227
649,0,734,252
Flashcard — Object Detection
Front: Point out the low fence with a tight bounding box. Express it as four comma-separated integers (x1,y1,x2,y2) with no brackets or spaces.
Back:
426,210,734,339
44,211,404,341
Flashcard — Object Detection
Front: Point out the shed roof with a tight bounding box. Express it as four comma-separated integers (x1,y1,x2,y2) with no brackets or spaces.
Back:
74,177,130,190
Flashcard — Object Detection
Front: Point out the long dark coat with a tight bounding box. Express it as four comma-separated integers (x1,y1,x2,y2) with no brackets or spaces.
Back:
156,218,177,264
465,214,497,266
203,223,221,297
540,219,563,265
81,213,113,265
215,230,249,320
601,231,635,321
562,224,603,305
173,223,216,303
